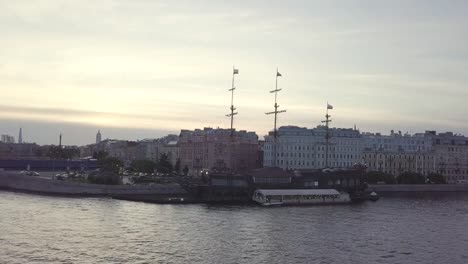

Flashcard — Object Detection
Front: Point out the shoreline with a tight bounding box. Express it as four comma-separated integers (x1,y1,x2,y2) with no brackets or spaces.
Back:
3,172,468,204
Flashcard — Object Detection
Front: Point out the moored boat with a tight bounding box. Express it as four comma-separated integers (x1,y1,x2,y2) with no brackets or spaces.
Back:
252,188,350,206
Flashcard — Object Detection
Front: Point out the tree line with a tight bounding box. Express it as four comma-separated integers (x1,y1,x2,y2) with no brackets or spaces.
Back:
365,171,446,184
92,151,188,175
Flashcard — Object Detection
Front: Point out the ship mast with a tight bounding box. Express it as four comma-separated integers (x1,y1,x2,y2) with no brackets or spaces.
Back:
266,69,286,167
226,67,239,137
322,103,333,168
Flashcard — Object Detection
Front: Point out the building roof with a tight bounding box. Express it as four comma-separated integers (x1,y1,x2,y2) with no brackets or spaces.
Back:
255,189,340,196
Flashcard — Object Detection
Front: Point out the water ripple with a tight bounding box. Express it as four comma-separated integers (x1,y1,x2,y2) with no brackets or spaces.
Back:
1,191,468,263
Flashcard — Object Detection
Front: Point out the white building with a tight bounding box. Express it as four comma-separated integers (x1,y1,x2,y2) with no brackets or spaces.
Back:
136,134,179,164
263,126,363,170
362,130,432,153
1,134,15,144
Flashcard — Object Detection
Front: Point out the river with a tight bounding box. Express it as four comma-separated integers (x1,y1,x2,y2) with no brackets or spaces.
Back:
1,191,468,264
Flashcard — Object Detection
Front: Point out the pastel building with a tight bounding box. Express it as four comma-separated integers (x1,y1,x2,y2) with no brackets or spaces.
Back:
263,126,363,170
362,130,435,177
178,128,259,175
431,132,468,183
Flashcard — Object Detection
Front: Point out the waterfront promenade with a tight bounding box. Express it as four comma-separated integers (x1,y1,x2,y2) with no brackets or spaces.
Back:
0,172,190,202
370,184,468,195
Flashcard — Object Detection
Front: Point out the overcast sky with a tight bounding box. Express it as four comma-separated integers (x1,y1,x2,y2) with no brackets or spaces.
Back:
1,0,468,145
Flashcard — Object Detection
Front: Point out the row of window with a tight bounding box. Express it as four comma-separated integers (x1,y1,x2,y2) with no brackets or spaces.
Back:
267,160,357,168
265,152,358,160
264,145,360,152
363,154,435,160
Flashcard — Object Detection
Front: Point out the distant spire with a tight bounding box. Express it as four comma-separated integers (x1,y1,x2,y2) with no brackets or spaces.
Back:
18,128,23,144
59,133,62,147
96,130,102,144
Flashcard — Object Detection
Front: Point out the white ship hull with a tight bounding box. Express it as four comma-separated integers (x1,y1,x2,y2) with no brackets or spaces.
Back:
252,189,351,206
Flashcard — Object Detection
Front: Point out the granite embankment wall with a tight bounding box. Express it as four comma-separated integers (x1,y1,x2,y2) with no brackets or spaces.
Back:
370,184,468,194
0,172,188,197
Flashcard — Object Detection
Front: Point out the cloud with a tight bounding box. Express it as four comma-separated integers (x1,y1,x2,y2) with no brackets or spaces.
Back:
1,1,468,144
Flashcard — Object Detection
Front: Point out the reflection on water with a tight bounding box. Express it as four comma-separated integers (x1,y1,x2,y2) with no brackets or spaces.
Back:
1,191,468,264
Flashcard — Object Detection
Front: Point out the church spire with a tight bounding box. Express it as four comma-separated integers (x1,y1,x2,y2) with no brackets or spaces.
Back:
96,130,102,144
18,128,23,144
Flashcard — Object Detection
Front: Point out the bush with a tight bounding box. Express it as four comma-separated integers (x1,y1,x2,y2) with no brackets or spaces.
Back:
88,171,121,185
397,172,425,184
131,160,156,174
428,173,446,184
365,171,396,184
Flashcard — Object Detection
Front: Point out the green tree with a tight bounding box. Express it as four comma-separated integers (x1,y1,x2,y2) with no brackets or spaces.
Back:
427,173,446,184
156,153,173,173
397,172,426,184
365,171,396,184
131,159,156,174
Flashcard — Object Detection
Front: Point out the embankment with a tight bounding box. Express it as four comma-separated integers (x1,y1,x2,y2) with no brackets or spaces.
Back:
370,184,468,196
0,172,191,202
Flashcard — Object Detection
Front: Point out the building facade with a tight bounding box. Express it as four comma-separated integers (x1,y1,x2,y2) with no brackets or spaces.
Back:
80,139,137,166
135,134,179,165
362,130,436,177
431,132,468,183
1,135,15,144
0,142,39,159
362,151,436,177
263,126,363,170
178,128,259,175
362,130,432,153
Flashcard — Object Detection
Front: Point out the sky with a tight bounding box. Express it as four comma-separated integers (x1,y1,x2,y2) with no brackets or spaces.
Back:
1,0,468,145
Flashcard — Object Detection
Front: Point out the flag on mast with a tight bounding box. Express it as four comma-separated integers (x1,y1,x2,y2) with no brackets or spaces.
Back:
327,103,333,110
276,71,282,77
233,68,239,74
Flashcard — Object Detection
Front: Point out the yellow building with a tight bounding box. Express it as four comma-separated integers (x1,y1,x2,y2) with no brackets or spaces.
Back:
362,151,436,177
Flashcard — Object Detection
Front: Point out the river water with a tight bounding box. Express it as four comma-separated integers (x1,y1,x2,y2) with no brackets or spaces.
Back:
1,191,468,264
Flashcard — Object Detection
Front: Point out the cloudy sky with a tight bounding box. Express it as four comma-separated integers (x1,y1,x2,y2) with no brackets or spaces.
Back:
1,0,468,145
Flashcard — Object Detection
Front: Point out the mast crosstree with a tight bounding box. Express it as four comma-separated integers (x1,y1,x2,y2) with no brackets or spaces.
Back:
266,69,286,167
322,103,333,168
226,67,239,137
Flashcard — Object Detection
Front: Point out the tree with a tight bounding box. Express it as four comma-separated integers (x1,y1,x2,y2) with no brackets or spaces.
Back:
156,153,173,173
131,159,156,174
94,151,109,163
47,146,62,159
46,146,79,160
427,173,446,184
101,157,123,174
365,171,396,184
183,165,189,176
174,158,181,174
397,172,425,184
87,171,121,185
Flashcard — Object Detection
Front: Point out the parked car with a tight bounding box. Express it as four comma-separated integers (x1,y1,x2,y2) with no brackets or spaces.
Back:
20,170,40,176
